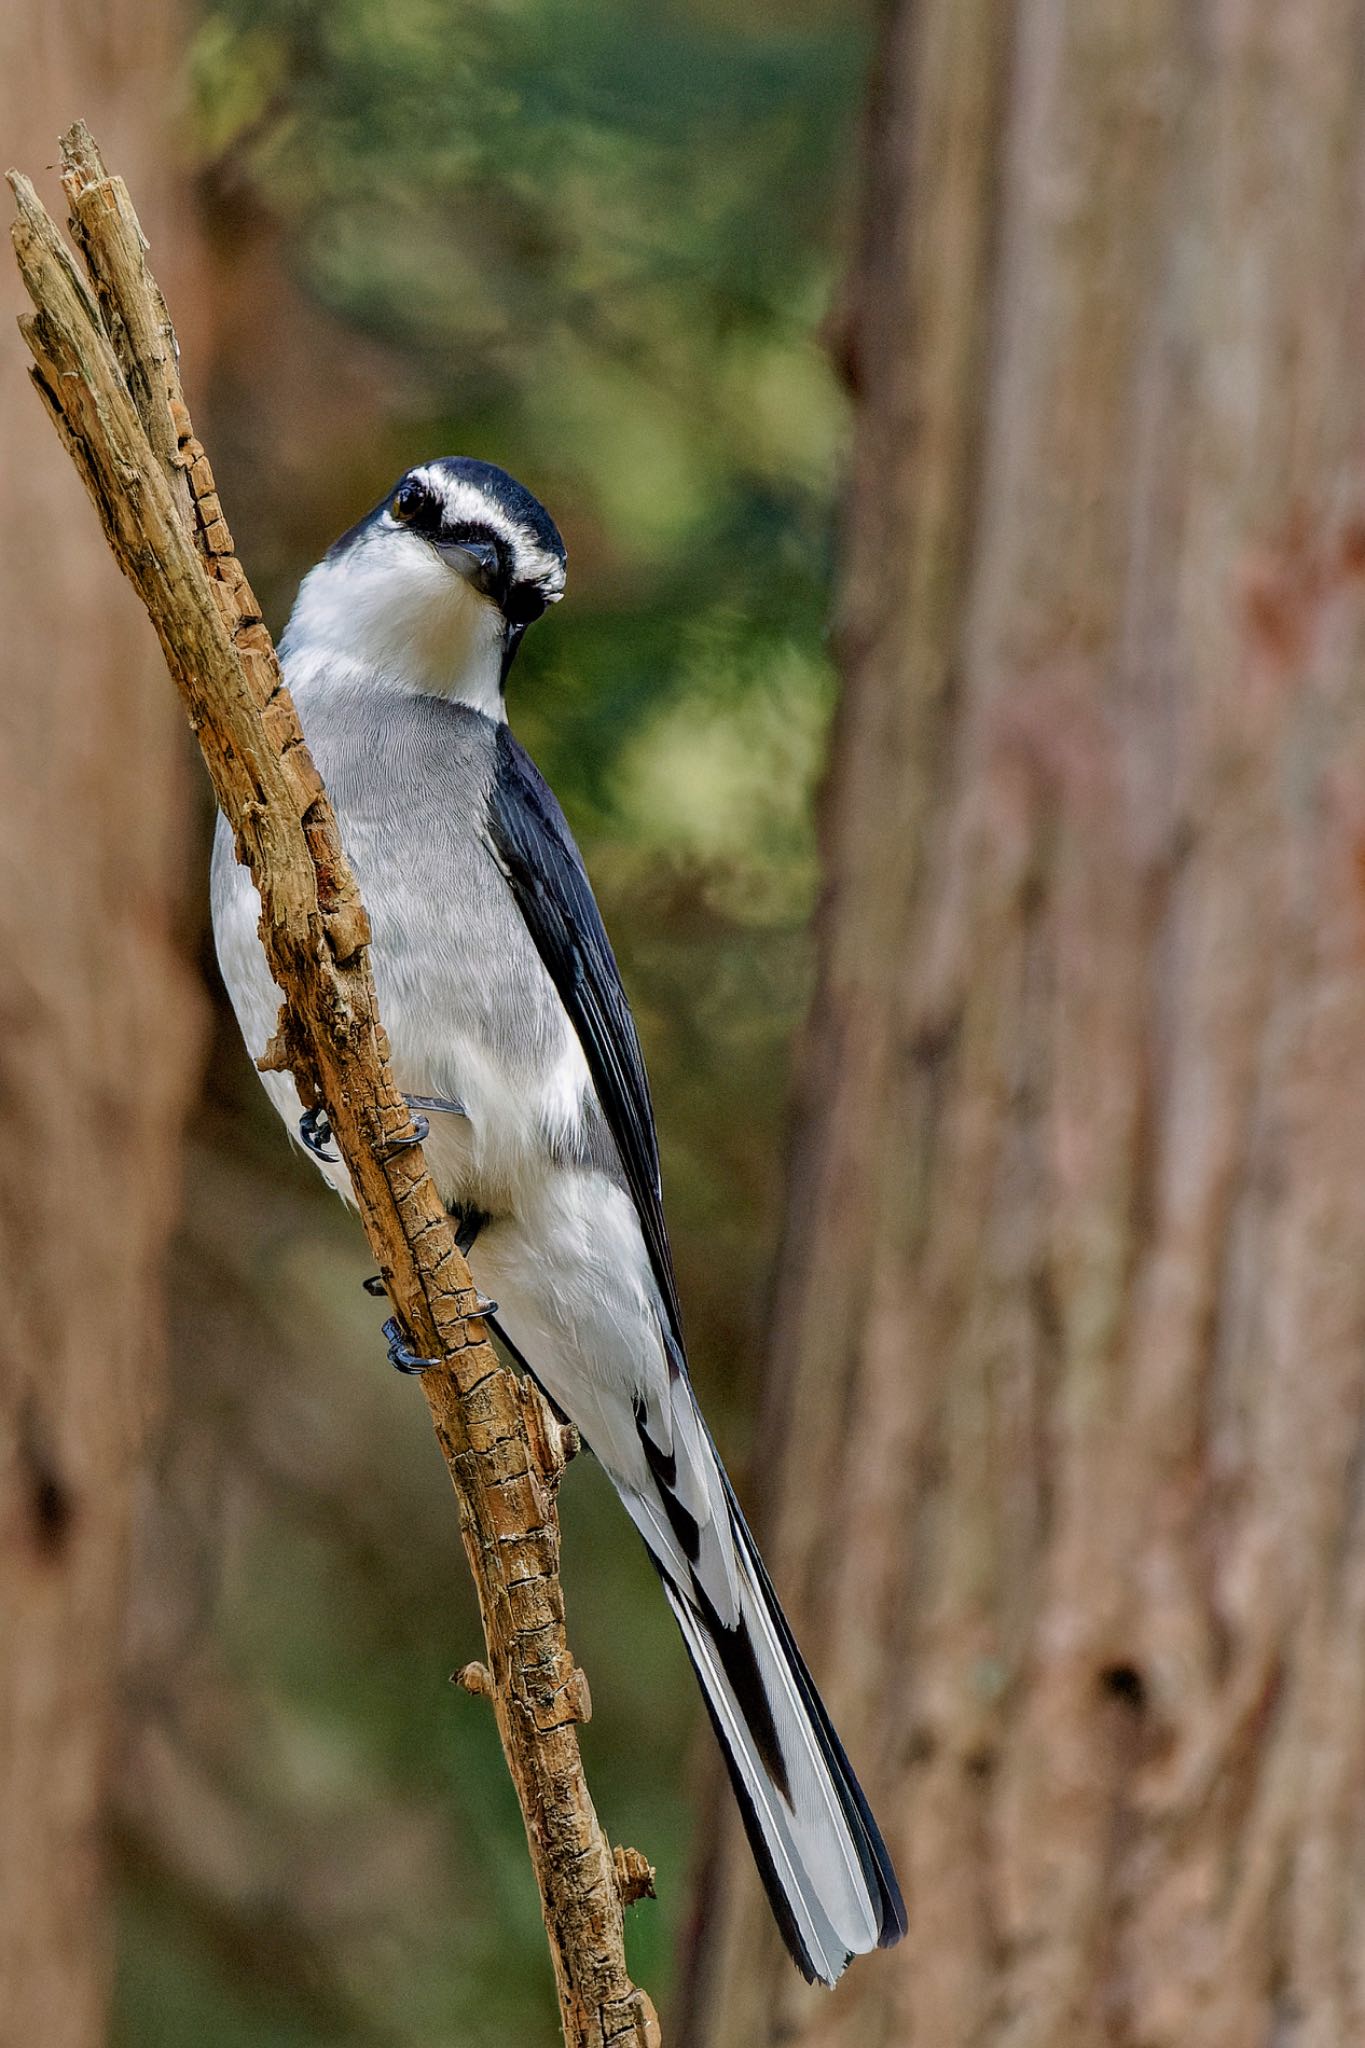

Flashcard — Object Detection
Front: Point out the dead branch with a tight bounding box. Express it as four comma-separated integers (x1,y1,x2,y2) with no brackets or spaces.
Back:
8,124,658,2048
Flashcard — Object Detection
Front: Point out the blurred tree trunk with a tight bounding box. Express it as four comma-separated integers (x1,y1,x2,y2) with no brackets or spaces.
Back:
0,14,203,2048
685,2,1365,2043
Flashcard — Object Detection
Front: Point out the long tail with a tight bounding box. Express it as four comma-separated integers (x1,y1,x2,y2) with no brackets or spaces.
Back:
632,1435,906,1984
487,1293,905,1981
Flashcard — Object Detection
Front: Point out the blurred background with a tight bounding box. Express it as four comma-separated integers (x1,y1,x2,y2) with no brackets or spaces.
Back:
11,2,1365,2046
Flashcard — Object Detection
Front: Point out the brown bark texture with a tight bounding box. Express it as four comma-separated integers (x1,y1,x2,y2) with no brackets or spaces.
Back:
0,17,202,2048
689,3,1365,2044
8,130,658,2048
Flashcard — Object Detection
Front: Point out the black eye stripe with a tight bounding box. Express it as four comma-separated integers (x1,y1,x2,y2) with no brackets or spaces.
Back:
445,519,506,554
383,488,554,619
394,493,506,557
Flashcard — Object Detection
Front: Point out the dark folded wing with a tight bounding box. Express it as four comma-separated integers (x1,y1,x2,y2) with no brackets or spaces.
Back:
485,723,683,1340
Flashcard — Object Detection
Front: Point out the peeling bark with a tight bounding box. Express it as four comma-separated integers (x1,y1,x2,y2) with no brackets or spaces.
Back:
688,3,1365,2043
8,130,658,2048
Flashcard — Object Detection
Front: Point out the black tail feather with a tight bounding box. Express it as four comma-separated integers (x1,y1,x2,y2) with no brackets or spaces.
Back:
664,1574,837,1984
646,1456,906,1978
719,1480,907,1951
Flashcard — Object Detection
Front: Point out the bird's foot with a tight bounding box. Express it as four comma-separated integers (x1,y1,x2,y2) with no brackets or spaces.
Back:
365,1273,497,1316
381,1296,497,1376
406,1093,468,1120
383,1315,440,1376
298,1103,337,1162
374,1110,429,1162
306,1095,464,1168
449,1203,489,1258
370,1193,494,1371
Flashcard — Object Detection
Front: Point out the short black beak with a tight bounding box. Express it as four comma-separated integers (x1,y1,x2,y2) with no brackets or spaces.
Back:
436,537,501,598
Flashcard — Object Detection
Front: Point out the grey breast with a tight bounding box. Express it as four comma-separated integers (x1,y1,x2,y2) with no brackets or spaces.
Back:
294,685,570,1081
212,680,625,1200
212,685,567,1067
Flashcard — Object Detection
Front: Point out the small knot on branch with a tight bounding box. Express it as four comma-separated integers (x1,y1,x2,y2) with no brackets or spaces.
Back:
255,1006,309,1084
323,897,371,964
453,1661,493,1699
564,1664,592,1725
255,1033,293,1077
613,1845,656,1906
520,1378,580,1483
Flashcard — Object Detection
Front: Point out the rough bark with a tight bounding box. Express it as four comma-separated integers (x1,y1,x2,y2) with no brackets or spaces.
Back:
9,130,658,2048
0,23,202,2048
688,3,1365,2044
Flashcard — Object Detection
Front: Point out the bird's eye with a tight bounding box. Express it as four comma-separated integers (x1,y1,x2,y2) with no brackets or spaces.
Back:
390,478,429,525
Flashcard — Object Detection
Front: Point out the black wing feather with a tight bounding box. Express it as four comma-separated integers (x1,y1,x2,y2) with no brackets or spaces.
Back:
485,725,683,1340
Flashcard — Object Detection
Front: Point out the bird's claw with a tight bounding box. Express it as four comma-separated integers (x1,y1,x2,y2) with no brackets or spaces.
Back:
305,1094,462,1169
383,1315,440,1375
372,1184,493,1374
374,1094,466,1163
378,1293,497,1377
374,1111,430,1162
298,1103,337,1162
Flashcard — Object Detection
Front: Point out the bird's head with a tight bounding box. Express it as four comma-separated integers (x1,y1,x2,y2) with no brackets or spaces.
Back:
283,457,566,717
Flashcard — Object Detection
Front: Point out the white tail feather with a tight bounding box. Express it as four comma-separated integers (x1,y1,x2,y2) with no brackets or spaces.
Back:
662,1539,886,1984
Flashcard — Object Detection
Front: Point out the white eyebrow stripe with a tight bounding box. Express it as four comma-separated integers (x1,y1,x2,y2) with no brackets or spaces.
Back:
421,470,565,594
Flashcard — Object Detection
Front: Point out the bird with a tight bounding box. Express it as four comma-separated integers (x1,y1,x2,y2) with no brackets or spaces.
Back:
211,456,906,1984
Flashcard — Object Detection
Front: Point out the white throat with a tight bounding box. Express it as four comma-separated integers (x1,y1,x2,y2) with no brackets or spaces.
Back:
280,530,507,719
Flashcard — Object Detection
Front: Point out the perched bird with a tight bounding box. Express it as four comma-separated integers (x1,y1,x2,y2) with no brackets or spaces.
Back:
211,457,905,1983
